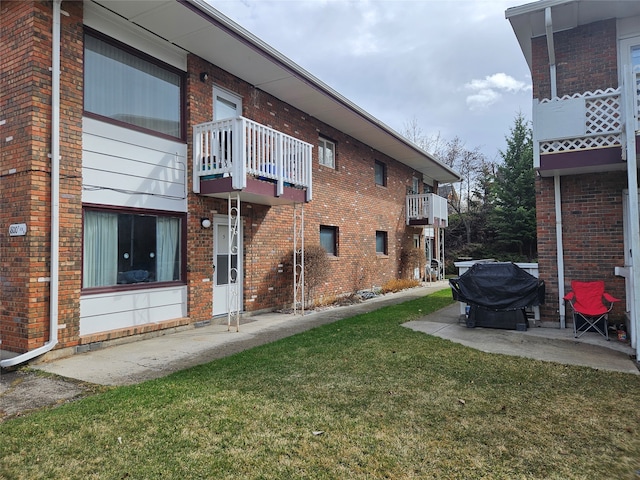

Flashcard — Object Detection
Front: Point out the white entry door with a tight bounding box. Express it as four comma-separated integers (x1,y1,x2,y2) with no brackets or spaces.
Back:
213,216,242,317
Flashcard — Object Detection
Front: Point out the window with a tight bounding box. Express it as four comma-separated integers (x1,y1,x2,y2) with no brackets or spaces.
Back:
214,87,242,120
84,31,183,139
375,160,387,186
411,177,420,194
318,137,336,168
320,225,338,256
83,209,183,289
376,231,388,255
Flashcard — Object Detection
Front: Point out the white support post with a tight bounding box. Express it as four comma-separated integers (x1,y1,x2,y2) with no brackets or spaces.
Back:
623,66,640,354
227,193,241,332
231,117,247,190
193,126,201,193
276,135,284,197
293,203,304,315
440,227,445,281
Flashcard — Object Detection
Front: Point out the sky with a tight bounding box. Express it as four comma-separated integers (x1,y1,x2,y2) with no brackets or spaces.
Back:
211,0,533,163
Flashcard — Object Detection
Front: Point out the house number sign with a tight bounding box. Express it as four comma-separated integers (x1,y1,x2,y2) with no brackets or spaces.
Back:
9,223,27,237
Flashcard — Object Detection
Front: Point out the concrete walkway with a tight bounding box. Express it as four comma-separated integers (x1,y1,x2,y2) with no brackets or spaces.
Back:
32,281,638,386
405,303,638,375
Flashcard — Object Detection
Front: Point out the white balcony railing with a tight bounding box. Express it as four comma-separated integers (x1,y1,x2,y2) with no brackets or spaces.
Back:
532,75,640,168
193,117,313,200
406,193,448,227
533,88,623,160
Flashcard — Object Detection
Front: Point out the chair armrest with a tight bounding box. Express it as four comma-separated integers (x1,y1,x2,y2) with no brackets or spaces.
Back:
603,293,620,303
563,291,575,301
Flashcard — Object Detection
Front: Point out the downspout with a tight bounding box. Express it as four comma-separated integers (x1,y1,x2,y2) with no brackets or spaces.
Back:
545,6,566,328
1,0,61,367
554,176,565,328
545,7,557,99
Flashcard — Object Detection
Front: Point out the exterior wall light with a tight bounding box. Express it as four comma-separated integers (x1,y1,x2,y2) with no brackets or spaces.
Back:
201,218,212,229
199,72,209,82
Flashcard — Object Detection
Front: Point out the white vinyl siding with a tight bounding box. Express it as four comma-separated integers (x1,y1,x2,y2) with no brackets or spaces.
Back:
82,117,187,212
79,286,187,336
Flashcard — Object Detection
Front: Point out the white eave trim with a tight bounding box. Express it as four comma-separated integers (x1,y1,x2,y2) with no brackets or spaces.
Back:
506,0,575,20
182,0,461,183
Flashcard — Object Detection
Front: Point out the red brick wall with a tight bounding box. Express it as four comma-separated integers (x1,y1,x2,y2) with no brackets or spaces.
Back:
531,18,618,99
186,56,422,314
530,18,628,326
1,3,431,353
536,173,626,324
0,1,83,353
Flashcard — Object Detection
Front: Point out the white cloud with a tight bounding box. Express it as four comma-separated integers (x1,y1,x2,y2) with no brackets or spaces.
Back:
465,73,532,111
211,0,533,158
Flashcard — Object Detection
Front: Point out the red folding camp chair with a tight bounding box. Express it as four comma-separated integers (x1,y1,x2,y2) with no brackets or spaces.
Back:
563,281,619,340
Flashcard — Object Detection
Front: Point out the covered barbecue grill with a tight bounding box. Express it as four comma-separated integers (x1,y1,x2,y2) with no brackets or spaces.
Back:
449,262,545,330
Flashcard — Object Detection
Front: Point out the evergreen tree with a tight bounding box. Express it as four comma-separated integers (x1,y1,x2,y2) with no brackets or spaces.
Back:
490,113,536,260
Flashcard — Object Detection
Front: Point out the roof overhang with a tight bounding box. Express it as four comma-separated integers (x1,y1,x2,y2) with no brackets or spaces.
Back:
506,0,640,71
89,0,461,184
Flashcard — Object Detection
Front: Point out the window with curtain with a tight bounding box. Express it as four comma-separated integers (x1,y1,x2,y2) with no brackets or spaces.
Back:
83,210,183,289
84,32,183,138
318,137,336,168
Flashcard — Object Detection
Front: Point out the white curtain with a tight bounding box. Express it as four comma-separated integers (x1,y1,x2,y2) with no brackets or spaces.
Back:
84,35,181,137
83,211,118,287
156,217,180,282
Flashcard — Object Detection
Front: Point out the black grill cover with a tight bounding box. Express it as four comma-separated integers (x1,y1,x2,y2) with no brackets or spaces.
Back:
449,262,545,311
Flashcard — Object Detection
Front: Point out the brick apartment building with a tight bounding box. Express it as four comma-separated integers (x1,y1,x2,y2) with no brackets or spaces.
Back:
507,0,640,361
0,1,459,366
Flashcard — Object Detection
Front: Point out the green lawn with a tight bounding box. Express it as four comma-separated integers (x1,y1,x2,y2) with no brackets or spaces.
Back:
1,289,639,479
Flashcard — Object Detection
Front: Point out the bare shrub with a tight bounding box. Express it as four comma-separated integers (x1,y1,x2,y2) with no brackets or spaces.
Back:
295,244,331,308
352,255,376,292
400,246,425,279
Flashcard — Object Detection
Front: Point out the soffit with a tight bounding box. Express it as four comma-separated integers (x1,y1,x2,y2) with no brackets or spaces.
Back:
89,0,461,184
506,0,640,70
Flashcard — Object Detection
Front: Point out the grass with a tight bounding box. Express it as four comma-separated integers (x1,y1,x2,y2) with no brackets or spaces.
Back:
1,289,640,479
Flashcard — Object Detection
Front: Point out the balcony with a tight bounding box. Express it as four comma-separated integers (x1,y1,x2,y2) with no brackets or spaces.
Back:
406,193,448,227
533,79,639,177
193,117,313,205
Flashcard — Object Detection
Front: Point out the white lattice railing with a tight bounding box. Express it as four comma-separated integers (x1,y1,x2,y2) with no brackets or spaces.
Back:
193,117,313,200
535,88,623,155
406,193,448,227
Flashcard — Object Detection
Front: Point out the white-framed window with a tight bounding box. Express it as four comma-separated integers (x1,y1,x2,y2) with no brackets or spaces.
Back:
83,208,184,289
318,137,336,168
375,231,388,255
411,177,420,194
84,30,183,139
320,225,338,256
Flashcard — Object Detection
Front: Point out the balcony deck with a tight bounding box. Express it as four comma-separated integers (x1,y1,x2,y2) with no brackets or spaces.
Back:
406,193,448,227
533,73,640,177
193,117,313,205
